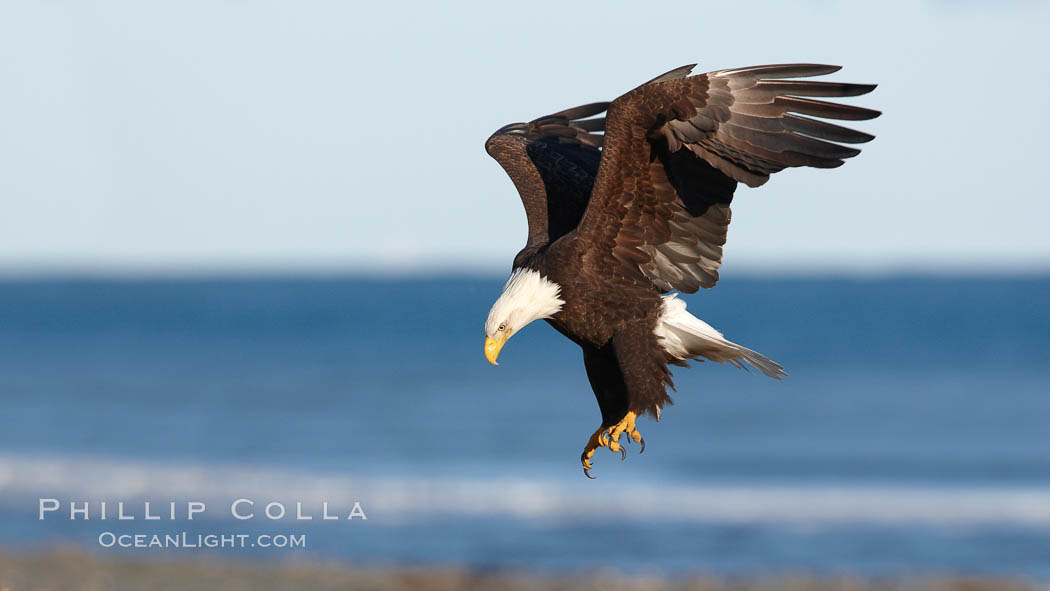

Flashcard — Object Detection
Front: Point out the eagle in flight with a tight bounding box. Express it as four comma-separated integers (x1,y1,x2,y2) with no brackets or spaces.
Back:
482,63,879,477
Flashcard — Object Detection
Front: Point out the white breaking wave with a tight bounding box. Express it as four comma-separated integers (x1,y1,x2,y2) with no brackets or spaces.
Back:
2,452,1050,526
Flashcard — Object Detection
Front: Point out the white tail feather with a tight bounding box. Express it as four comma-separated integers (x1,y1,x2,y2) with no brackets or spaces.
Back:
654,294,786,379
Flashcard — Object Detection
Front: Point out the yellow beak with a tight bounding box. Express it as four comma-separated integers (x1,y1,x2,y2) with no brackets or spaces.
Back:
484,333,508,365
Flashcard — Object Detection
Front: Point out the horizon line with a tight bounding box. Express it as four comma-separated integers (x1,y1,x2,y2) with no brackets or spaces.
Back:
0,262,1048,282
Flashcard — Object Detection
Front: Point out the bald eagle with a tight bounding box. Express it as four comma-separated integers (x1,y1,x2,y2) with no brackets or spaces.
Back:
482,63,879,477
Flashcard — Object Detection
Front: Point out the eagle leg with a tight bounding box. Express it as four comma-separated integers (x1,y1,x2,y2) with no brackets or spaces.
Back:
580,411,644,478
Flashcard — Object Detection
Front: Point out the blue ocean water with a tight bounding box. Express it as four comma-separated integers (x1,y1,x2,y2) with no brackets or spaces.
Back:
0,276,1048,577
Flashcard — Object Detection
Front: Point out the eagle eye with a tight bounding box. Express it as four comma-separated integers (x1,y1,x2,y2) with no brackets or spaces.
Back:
498,323,506,331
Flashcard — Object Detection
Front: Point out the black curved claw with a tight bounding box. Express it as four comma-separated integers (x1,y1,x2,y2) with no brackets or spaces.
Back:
619,446,627,461
581,450,597,479
638,435,646,454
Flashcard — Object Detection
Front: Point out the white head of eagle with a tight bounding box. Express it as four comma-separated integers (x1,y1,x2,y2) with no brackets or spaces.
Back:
484,268,565,365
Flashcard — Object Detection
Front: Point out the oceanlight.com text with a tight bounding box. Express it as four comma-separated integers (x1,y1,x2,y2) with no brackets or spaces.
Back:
97,531,307,549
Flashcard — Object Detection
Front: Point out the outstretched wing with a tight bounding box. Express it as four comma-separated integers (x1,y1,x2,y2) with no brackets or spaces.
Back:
485,102,609,267
574,64,880,292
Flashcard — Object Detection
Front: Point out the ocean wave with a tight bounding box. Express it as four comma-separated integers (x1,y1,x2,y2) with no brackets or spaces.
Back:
2,452,1049,526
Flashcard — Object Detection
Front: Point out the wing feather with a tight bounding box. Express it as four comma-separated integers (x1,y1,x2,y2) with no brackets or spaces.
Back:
485,102,610,265
572,63,879,292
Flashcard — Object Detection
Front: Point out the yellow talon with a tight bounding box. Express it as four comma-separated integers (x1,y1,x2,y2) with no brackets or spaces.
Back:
579,412,643,477
581,429,605,478
609,412,638,445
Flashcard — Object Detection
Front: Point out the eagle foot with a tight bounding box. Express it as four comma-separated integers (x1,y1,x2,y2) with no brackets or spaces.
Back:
580,411,644,478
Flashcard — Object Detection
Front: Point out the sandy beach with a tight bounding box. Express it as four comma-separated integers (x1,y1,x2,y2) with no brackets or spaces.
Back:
0,551,1043,591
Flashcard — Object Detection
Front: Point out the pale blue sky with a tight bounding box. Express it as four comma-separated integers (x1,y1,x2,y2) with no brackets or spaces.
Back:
1,1,1047,275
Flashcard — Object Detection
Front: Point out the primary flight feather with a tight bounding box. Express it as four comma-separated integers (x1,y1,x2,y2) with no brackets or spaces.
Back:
482,63,879,477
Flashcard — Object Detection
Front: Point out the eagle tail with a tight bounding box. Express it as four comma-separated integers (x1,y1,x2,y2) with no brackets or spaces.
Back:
654,294,787,380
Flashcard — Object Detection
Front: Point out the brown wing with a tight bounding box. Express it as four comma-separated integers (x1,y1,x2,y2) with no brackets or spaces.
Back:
573,64,880,292
485,103,609,267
